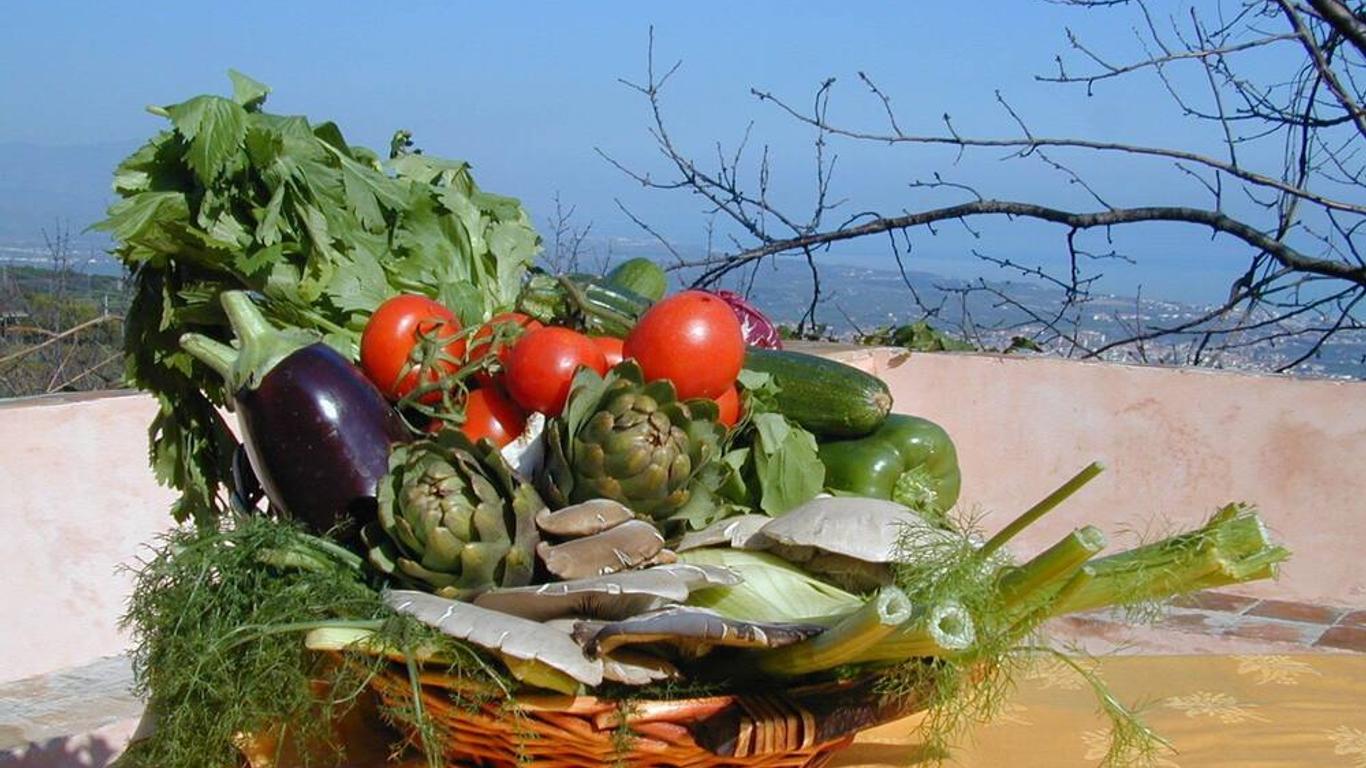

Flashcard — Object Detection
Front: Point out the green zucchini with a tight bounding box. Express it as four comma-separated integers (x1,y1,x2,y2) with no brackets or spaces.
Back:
743,347,892,438
605,257,668,302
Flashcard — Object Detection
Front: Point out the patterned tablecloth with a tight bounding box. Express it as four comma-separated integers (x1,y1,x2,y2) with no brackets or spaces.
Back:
241,653,1366,767
832,654,1366,768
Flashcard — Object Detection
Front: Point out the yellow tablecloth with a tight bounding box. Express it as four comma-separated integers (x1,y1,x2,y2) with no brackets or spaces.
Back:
833,654,1366,768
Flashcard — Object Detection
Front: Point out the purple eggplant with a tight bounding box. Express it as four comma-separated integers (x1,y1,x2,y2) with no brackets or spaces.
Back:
182,291,409,539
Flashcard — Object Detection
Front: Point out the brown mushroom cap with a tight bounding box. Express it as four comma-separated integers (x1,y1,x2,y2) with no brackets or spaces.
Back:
536,519,665,579
575,607,825,658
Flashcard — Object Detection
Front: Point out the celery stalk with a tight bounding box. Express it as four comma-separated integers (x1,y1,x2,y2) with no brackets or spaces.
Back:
1048,504,1289,616
998,526,1107,611
756,586,913,676
852,600,977,661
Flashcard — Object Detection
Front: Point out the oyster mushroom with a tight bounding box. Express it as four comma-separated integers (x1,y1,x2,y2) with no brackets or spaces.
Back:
535,498,634,538
747,497,953,590
601,649,680,685
383,589,602,691
575,607,825,658
675,514,771,552
473,563,739,622
542,618,680,686
536,519,666,579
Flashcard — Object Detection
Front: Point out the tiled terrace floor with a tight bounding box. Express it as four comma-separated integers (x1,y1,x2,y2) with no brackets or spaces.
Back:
1052,590,1366,655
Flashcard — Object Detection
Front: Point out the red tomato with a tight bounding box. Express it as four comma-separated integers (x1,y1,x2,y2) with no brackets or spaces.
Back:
591,336,625,368
360,294,461,403
458,386,527,448
469,312,544,386
504,327,608,416
714,385,741,428
623,290,744,400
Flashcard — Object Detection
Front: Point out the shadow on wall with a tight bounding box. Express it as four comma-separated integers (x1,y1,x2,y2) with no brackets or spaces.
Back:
0,735,121,768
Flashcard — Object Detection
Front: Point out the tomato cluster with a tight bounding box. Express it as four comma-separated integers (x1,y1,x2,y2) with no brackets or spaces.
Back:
358,289,746,448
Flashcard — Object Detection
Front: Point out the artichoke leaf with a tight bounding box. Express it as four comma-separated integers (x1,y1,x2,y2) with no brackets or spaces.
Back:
383,589,603,687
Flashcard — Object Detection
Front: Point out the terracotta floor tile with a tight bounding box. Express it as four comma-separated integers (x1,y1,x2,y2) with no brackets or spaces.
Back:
1221,618,1322,645
1157,612,1217,633
1244,598,1343,625
1316,625,1366,652
1172,591,1259,614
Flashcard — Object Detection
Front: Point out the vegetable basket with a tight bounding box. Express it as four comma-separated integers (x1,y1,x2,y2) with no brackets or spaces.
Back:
107,75,1293,768
365,664,922,768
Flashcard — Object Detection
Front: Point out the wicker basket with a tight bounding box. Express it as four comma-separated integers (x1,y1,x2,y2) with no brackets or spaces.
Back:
368,665,925,768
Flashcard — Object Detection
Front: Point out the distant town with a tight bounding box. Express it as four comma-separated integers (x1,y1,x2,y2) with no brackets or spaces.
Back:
2,235,1362,381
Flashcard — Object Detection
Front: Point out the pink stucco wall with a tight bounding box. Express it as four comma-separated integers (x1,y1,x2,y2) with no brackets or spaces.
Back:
1,351,1362,686
0,392,176,684
820,347,1366,609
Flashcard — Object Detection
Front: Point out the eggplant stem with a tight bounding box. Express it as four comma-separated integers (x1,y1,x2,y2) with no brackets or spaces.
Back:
220,290,277,346
180,333,237,380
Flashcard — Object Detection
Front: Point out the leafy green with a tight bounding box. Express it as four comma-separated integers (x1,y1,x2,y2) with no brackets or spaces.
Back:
97,72,541,525
749,412,824,515
714,368,825,516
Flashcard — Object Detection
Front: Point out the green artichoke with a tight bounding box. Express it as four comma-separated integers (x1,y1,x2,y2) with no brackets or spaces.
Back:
363,432,542,600
541,361,725,524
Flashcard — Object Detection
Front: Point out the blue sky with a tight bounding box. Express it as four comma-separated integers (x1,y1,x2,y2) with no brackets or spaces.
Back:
0,2,1300,302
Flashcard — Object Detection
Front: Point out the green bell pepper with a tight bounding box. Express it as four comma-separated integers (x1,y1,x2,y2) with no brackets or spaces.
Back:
817,414,961,516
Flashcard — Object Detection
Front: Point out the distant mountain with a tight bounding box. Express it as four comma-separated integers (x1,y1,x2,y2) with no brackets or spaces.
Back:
0,140,136,241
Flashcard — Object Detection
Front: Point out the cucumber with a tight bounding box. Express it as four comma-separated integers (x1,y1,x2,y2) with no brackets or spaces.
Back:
518,272,654,338
605,258,668,301
743,347,892,438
